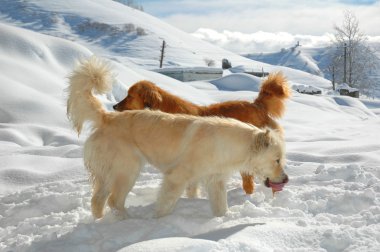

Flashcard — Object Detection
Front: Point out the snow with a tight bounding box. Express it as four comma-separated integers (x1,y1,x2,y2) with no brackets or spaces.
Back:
0,0,333,89
336,83,360,92
209,73,262,92
1,1,380,251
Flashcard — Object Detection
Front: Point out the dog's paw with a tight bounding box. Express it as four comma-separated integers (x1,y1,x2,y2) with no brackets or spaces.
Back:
111,208,129,220
154,210,167,218
154,206,172,218
212,206,228,217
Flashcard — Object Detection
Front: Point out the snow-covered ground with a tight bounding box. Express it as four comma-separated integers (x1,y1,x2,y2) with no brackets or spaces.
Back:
1,1,380,251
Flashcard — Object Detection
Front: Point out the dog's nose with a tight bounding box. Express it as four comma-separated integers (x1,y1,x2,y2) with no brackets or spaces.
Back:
283,174,289,184
113,104,118,110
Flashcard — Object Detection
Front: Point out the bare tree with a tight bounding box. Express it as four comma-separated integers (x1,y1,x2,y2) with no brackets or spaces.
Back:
204,58,215,67
328,10,379,97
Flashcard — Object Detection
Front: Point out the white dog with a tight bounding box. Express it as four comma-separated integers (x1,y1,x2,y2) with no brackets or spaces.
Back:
67,57,288,219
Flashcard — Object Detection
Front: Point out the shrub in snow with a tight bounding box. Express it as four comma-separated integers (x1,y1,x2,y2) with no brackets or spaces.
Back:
222,58,232,69
204,58,216,67
136,27,146,36
292,84,322,95
123,23,135,33
76,20,146,37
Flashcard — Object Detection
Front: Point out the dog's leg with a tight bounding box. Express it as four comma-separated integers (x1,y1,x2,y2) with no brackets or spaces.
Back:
155,171,187,218
107,161,142,219
185,181,200,198
91,178,110,219
207,175,228,217
241,172,255,194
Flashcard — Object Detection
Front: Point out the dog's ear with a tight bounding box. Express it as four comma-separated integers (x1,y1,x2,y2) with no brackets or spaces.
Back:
253,129,271,152
142,86,162,108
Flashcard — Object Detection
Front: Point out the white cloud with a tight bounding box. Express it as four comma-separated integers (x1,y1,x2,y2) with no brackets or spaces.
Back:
191,28,380,53
192,28,331,53
140,0,380,53
149,0,380,36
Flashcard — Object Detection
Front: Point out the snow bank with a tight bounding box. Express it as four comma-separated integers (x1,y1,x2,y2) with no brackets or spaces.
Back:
209,73,261,92
0,23,90,126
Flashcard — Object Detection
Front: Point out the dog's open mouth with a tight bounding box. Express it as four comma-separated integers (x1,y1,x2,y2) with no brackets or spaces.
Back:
265,177,288,193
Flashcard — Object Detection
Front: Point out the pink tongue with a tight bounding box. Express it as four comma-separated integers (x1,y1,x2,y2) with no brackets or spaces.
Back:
269,181,286,192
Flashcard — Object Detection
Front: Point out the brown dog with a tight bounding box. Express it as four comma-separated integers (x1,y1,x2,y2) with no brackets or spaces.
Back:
113,73,291,195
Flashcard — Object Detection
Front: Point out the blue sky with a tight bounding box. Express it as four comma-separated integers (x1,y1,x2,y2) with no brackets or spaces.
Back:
136,0,380,36
340,0,378,4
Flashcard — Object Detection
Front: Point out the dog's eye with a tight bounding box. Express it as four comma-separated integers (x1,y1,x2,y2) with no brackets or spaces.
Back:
276,159,280,164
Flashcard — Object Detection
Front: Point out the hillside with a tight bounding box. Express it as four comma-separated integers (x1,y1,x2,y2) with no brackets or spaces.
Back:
245,46,325,77
0,0,332,90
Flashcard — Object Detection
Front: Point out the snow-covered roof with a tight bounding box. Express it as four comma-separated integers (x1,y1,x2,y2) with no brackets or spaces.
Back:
336,83,359,92
154,67,222,74
228,65,265,74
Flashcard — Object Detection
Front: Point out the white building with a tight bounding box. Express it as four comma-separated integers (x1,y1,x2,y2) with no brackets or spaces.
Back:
154,67,223,82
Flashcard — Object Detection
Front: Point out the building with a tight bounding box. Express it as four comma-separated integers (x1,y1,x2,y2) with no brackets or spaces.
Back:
228,65,269,77
336,83,359,98
154,67,223,82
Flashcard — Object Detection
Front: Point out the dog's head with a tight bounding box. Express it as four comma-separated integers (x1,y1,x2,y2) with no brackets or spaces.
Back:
260,72,291,99
257,72,291,119
113,81,162,111
252,129,288,189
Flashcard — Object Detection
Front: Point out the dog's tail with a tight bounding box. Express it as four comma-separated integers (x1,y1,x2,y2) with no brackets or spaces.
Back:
254,72,291,119
67,56,114,134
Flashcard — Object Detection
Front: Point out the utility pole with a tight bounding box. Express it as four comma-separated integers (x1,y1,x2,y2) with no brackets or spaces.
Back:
348,42,352,85
343,42,347,83
332,65,335,90
159,40,166,68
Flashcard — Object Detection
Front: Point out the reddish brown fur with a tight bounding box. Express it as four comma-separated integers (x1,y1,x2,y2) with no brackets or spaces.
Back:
113,72,291,194
115,81,200,115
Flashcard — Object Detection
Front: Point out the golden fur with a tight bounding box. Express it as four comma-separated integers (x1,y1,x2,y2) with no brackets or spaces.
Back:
67,57,288,219
113,73,291,195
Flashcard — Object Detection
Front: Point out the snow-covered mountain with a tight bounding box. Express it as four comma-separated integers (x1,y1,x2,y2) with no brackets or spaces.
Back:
0,0,333,90
244,46,326,77
1,1,380,251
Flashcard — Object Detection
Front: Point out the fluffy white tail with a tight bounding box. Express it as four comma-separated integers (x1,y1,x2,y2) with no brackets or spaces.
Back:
67,56,114,134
